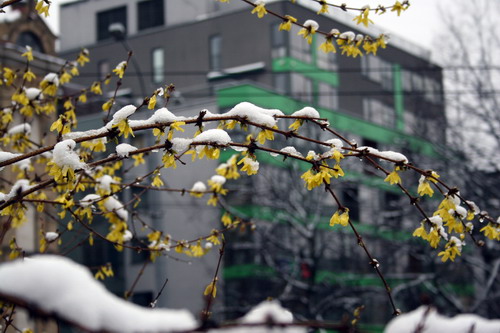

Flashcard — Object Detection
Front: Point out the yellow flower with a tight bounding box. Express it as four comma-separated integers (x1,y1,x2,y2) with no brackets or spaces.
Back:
279,15,297,31
78,93,87,103
113,61,127,79
115,119,134,138
251,1,267,18
204,278,218,298
298,24,317,45
317,0,328,14
207,195,218,206
391,0,409,16
256,129,274,144
23,70,36,82
3,67,16,85
221,212,233,227
480,223,499,240
206,230,221,245
90,81,103,95
102,98,114,112
152,173,164,187
132,153,145,166
238,157,259,176
353,8,373,27
417,177,434,197
363,41,378,55
35,0,50,17
384,169,401,185
77,49,90,66
59,71,72,84
319,37,337,54
148,93,157,110
289,119,303,131
162,152,177,169
330,209,349,227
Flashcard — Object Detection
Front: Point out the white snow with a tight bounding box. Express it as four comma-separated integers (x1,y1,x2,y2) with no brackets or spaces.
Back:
215,300,305,333
385,306,500,333
96,175,117,193
224,102,282,128
116,143,137,157
325,139,343,150
376,150,408,164
280,146,303,158
43,73,59,85
103,196,128,222
63,127,108,141
357,146,379,154
79,194,101,208
191,181,207,192
8,123,31,135
192,129,231,145
0,256,197,333
53,140,87,170
303,20,319,31
0,151,21,171
105,105,137,129
339,31,355,42
150,107,178,123
4,179,33,201
25,87,42,100
171,138,193,154
123,230,133,242
210,175,226,185
45,232,59,242
291,107,320,119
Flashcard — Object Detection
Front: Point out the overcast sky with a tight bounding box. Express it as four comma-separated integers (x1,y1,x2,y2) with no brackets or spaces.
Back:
45,0,451,60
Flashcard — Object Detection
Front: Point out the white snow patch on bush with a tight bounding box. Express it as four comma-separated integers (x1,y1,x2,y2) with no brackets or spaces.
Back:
25,87,42,100
291,107,320,119
103,196,128,222
45,232,59,242
280,146,303,158
8,123,31,135
225,102,282,128
53,140,86,170
79,194,101,208
385,306,500,333
191,181,207,192
192,129,231,145
171,138,193,153
0,256,197,333
116,143,137,157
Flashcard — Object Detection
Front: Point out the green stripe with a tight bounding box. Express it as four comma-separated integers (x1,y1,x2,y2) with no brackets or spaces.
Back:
272,57,339,86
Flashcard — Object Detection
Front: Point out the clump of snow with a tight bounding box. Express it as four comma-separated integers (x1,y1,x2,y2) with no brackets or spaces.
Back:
53,140,86,170
8,123,31,135
385,306,500,333
0,151,21,171
4,179,33,201
325,139,343,150
357,146,379,154
339,31,355,42
303,20,319,31
280,146,303,158
150,107,178,123
376,150,408,164
123,230,133,242
104,196,128,222
171,138,193,154
0,256,197,332
192,129,231,146
191,181,207,192
105,105,136,129
224,102,283,128
45,232,59,242
291,107,320,119
223,300,305,333
96,175,117,193
43,73,59,85
210,175,226,185
79,194,101,208
116,143,137,158
14,158,31,171
63,127,108,141
25,87,42,100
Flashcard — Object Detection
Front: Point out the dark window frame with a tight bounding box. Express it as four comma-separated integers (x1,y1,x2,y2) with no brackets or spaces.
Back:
97,6,127,41
137,0,165,31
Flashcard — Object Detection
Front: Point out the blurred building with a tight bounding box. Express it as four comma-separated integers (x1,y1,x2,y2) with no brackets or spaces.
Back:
58,0,446,327
0,1,63,331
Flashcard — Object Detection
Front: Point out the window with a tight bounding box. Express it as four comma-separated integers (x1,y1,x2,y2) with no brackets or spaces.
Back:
316,38,337,71
151,48,164,84
271,23,287,58
291,73,313,103
16,32,44,53
289,25,311,63
138,0,164,31
209,35,222,70
97,6,127,41
98,60,110,81
363,98,395,128
361,54,393,90
318,82,338,110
